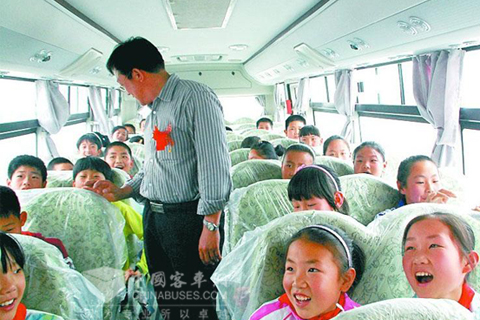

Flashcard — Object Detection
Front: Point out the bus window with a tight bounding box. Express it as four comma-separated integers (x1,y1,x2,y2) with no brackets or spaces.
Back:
70,86,89,114
376,64,401,105
0,79,36,123
310,76,328,103
461,50,480,108
219,96,264,123
50,122,90,159
356,68,378,104
462,129,480,179
313,112,346,139
401,61,416,105
0,134,37,179
326,75,336,103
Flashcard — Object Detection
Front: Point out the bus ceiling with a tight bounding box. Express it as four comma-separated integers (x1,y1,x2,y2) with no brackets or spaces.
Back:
2,0,480,88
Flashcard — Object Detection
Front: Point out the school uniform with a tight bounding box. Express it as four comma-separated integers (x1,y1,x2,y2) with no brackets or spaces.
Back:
249,292,360,320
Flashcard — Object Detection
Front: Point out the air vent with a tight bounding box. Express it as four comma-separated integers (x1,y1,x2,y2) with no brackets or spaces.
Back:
165,0,237,30
58,48,103,77
175,55,223,62
294,43,335,69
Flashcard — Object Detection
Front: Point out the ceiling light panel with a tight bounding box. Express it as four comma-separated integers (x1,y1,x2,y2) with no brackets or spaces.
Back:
165,0,237,30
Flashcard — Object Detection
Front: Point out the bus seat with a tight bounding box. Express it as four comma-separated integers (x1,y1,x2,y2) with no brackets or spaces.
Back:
231,159,281,189
270,138,299,149
126,142,145,163
230,148,250,167
261,133,286,141
13,234,104,320
223,179,291,254
340,174,402,225
212,211,369,320
46,168,129,188
129,155,142,176
226,133,244,142
241,129,269,138
334,298,472,320
231,117,255,125
232,123,256,133
20,188,128,315
228,140,243,152
315,156,354,176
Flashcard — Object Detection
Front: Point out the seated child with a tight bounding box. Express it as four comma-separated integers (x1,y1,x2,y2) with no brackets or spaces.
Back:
256,117,273,131
111,125,129,143
47,157,73,171
72,157,147,274
249,141,284,160
353,141,387,177
299,125,323,155
0,186,72,267
402,213,479,315
323,135,352,161
288,164,349,214
250,224,364,320
241,136,261,149
0,232,65,320
124,124,136,135
284,115,306,140
76,133,103,157
104,142,134,175
375,155,456,219
281,144,315,179
129,136,144,144
7,155,47,190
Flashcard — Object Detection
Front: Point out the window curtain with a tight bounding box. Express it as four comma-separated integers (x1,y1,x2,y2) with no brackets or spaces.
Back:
334,69,355,142
293,77,310,116
88,86,113,135
35,80,70,159
107,89,117,119
273,83,285,122
255,95,267,115
412,49,464,167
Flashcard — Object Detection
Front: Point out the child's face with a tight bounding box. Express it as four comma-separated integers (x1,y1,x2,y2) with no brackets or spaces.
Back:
248,149,265,160
285,121,304,139
78,141,101,157
105,146,133,174
325,140,351,161
291,197,334,212
7,166,46,190
52,163,73,171
402,219,472,301
283,239,350,318
257,122,272,131
353,147,386,177
0,257,26,320
282,151,314,179
399,161,440,205
73,169,106,189
300,134,323,148
125,126,135,135
0,212,26,234
112,129,128,142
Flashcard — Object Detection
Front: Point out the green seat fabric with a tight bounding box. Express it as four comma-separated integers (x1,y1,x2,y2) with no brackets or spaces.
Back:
126,142,145,163
231,160,281,190
228,140,243,152
261,133,285,141
46,168,128,188
270,138,299,149
20,189,128,308
232,123,256,133
315,156,354,176
231,118,255,125
241,129,269,138
340,174,402,225
223,180,291,254
230,148,250,167
334,298,472,320
213,205,480,319
226,133,244,142
14,234,104,320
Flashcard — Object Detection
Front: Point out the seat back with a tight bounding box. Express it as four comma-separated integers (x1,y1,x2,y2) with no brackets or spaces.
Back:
261,133,286,141
229,148,250,167
315,156,354,176
340,174,402,225
223,179,291,254
126,142,145,163
47,168,129,188
14,234,104,320
270,138,299,149
20,188,127,302
228,140,243,152
226,133,244,142
230,159,282,189
241,129,269,138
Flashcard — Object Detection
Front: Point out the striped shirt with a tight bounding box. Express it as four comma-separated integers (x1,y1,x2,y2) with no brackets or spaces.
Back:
126,74,232,216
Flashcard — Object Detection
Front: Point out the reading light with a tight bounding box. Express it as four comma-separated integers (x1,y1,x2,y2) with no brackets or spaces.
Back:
30,50,52,63
409,17,431,33
397,21,417,35
229,44,248,51
321,48,339,59
294,43,335,69
157,46,170,53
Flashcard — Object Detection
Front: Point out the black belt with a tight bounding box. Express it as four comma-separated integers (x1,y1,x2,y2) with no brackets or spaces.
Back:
149,199,199,214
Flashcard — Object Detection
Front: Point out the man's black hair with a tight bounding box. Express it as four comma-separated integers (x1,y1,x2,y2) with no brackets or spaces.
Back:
73,157,113,182
0,186,21,219
285,115,306,130
7,155,47,182
106,37,165,78
47,157,73,170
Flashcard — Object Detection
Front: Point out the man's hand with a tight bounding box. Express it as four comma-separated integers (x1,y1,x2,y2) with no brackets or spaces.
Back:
86,180,131,202
198,227,221,265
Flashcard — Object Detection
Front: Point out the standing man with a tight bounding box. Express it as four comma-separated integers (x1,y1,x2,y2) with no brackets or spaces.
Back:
93,37,232,320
